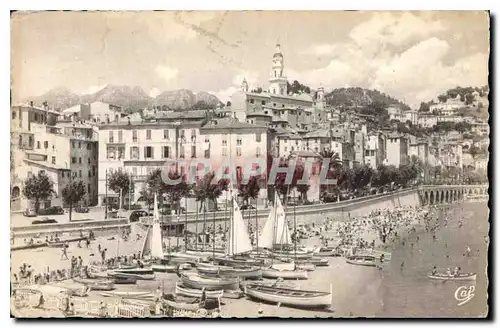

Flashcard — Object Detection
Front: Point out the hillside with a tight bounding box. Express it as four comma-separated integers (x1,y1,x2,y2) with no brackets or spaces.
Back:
326,87,411,111
419,85,489,120
23,86,223,112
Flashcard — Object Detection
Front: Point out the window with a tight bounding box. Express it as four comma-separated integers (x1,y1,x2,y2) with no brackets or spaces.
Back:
87,158,91,164
108,130,114,143
222,148,228,156
163,130,169,139
92,166,96,176
256,133,261,142
79,157,82,164
180,130,185,138
222,139,227,146
179,145,185,158
34,113,38,121
273,103,276,107
88,184,91,194
261,101,266,105
291,147,295,151
130,146,139,159
250,99,254,104
284,147,287,152
205,137,209,143
44,141,48,149
146,130,151,140
236,137,242,145
191,129,196,137
87,143,91,150
132,167,137,176
72,157,76,164
144,146,153,159
132,130,138,142
88,170,91,178
37,141,40,149
256,147,261,157
191,146,196,158
12,111,16,119
51,156,56,164
204,149,210,158
79,170,82,178
118,130,123,143
162,146,170,158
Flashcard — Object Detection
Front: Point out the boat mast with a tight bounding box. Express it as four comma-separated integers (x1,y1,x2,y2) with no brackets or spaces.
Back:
293,188,297,263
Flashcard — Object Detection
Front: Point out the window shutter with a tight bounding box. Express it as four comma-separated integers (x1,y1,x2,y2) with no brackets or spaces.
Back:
144,146,147,159
151,147,155,159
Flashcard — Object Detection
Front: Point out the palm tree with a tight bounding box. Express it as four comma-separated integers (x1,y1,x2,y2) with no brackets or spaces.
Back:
315,148,343,196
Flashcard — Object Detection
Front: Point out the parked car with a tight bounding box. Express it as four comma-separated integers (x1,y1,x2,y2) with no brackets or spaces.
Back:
129,210,151,222
32,217,58,225
74,206,90,213
39,206,65,215
23,208,37,217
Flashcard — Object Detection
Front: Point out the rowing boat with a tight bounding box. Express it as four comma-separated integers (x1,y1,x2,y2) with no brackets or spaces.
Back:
213,256,264,267
196,263,263,280
100,290,154,299
107,272,155,280
72,278,115,291
261,267,308,280
152,263,177,273
180,272,240,291
279,257,329,267
313,247,342,257
112,277,138,284
244,283,332,309
112,267,154,275
175,283,224,299
427,273,477,281
345,255,377,267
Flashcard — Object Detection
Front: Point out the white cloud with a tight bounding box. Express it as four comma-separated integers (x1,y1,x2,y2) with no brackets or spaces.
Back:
209,86,238,103
149,87,161,98
301,44,338,56
155,65,179,83
211,70,260,103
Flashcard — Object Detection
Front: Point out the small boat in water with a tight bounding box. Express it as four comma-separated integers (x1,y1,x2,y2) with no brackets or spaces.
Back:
100,290,154,299
345,255,377,267
175,283,224,299
427,273,477,281
73,278,115,291
107,271,155,281
244,283,332,309
180,272,240,291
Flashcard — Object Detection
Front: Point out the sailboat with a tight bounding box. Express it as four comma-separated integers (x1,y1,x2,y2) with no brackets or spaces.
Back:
136,193,178,273
198,194,262,280
259,193,308,280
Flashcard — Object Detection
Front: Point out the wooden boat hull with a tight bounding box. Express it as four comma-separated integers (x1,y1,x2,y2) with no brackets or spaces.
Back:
112,277,138,284
313,251,342,257
152,264,177,273
100,291,154,299
214,257,264,267
73,278,115,291
113,267,154,275
270,251,313,260
175,283,224,299
262,269,308,280
428,273,477,281
345,256,377,267
108,272,155,280
244,284,332,309
181,273,240,291
296,263,316,272
163,299,201,312
196,264,263,280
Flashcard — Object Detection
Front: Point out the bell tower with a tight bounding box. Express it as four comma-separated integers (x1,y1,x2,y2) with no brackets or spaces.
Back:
241,78,249,93
316,84,326,110
268,44,287,95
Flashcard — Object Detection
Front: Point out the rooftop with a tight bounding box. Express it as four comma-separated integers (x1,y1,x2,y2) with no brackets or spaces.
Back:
24,159,69,171
201,118,268,130
304,129,330,139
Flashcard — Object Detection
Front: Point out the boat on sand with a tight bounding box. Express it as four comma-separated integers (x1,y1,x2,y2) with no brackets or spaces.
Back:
244,283,332,309
345,255,377,267
175,283,224,299
180,272,240,291
72,278,115,291
107,271,155,280
100,290,154,299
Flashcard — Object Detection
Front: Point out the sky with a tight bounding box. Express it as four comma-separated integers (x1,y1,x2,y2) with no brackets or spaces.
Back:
11,11,489,107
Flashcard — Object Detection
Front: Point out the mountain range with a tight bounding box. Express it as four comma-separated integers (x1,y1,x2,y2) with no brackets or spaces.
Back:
24,85,223,112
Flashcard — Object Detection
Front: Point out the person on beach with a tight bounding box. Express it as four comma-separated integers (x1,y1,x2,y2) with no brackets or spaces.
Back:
61,245,69,260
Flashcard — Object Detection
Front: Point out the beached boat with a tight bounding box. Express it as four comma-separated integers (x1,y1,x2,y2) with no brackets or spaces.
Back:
213,256,264,267
196,263,263,280
73,278,115,291
175,283,224,299
99,290,154,299
427,273,477,281
152,263,177,273
112,267,154,275
112,277,138,284
107,271,155,281
270,250,313,260
279,257,329,267
296,263,316,271
313,247,342,257
244,283,332,309
345,255,377,267
261,268,308,280
180,272,240,291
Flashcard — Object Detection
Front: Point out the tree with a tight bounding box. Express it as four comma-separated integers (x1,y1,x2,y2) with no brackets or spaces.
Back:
164,171,189,214
419,102,430,112
226,101,231,107
437,94,448,103
139,187,154,210
62,180,86,221
465,93,475,105
238,175,262,205
22,171,55,214
108,170,134,208
292,165,310,202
